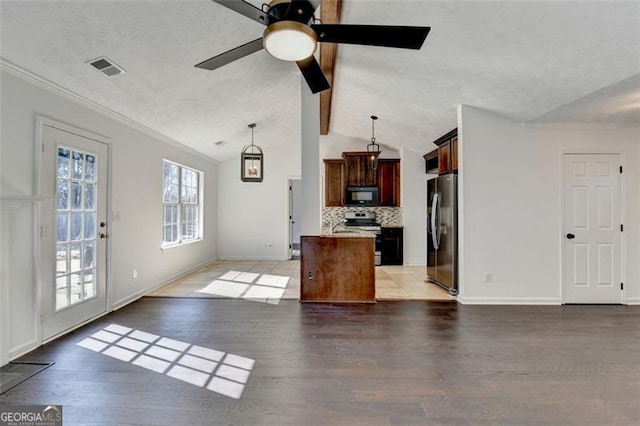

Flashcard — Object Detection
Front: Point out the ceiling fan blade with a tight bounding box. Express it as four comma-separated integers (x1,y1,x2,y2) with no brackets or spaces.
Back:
311,24,431,49
296,56,330,94
286,0,321,23
211,0,268,26
195,38,264,71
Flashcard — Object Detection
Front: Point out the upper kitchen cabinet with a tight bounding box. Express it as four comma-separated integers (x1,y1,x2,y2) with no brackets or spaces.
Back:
342,152,378,187
324,159,345,207
423,128,458,175
377,159,400,206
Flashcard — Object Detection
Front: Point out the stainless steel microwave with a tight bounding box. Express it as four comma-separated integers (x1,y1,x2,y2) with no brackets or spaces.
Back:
345,186,379,206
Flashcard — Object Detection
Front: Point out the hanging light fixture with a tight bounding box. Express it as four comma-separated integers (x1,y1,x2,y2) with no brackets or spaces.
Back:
367,115,381,171
241,123,264,182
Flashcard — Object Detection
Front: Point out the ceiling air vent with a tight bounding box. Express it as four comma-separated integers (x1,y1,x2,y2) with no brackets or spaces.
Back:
88,56,125,77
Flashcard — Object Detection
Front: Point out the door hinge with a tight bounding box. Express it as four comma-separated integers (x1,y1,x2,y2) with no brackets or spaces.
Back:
621,283,624,290
621,224,624,232
619,166,623,173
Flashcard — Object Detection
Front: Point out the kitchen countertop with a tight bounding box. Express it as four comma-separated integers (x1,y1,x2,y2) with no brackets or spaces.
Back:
380,223,404,228
320,226,376,238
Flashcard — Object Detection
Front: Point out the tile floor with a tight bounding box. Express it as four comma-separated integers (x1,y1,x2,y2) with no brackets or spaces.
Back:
149,259,454,302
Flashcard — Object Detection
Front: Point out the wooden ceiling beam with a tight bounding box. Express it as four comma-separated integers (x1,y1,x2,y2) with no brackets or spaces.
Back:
319,0,342,135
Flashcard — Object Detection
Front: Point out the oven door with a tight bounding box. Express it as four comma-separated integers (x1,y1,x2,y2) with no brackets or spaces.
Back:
374,233,382,266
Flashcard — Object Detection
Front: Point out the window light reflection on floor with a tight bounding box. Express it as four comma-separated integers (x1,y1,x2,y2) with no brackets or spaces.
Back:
76,323,255,399
197,271,289,304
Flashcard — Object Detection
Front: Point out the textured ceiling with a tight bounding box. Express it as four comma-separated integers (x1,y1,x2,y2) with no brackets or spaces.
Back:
1,0,639,161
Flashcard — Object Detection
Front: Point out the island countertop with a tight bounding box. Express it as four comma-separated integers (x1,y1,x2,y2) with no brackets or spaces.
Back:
320,226,376,238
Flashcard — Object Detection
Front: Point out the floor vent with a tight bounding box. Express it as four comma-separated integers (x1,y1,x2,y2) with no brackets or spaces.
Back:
88,56,125,77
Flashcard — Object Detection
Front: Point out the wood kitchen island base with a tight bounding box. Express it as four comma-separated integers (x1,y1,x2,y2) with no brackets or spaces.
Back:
300,235,375,303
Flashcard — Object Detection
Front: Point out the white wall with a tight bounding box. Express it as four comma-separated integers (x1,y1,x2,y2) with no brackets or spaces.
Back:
0,70,218,363
320,132,400,159
400,147,427,265
458,105,639,304
217,141,301,260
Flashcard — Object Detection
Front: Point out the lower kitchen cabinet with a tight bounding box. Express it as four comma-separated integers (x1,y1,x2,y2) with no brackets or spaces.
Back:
381,227,403,265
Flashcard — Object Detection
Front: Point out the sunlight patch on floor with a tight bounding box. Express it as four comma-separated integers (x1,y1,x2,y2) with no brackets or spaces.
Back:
76,323,255,399
197,271,289,304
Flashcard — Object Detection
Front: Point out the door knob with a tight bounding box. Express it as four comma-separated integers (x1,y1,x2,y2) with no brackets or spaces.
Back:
566,233,575,239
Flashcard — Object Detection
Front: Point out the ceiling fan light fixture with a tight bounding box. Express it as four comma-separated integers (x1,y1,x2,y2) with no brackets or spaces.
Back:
263,21,317,61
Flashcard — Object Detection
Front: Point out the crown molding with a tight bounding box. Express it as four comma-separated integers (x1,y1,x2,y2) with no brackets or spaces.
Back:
0,57,218,164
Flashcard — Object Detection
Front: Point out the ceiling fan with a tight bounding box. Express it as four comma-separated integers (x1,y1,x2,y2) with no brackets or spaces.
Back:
195,0,431,93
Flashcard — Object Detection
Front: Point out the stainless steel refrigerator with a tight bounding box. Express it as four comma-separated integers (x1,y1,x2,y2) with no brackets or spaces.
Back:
426,174,458,295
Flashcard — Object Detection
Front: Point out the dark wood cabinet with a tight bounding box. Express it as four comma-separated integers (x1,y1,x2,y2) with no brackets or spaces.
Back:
324,152,400,207
342,152,377,187
324,159,344,207
423,128,458,175
423,149,439,174
300,236,375,302
377,159,400,206
381,227,403,265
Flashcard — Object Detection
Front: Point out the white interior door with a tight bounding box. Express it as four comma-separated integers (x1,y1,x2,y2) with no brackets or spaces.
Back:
563,153,622,304
40,124,109,340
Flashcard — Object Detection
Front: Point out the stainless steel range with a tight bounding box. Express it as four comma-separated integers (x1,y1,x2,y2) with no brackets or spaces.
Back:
345,211,382,265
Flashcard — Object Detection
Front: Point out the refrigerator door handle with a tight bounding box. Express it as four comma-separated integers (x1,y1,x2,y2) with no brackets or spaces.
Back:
431,193,439,250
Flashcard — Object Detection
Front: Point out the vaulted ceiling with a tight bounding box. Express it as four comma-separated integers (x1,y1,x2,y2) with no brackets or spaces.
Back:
1,0,639,161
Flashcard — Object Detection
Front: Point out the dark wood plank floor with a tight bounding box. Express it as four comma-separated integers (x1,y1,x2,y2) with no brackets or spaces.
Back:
1,298,639,425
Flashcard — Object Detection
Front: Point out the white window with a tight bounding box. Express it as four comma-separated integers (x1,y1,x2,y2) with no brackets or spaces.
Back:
162,160,203,246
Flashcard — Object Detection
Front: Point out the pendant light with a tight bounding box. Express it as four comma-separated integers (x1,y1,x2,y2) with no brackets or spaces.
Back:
241,123,263,182
367,115,381,171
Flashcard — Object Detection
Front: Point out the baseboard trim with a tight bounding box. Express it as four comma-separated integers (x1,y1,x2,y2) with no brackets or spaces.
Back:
111,257,218,310
626,297,640,305
457,296,562,305
9,339,39,362
218,256,289,261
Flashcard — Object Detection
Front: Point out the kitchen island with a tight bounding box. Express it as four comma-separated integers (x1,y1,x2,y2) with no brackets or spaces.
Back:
300,232,375,303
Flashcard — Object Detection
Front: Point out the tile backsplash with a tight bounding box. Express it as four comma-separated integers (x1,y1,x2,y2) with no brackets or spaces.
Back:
323,207,403,227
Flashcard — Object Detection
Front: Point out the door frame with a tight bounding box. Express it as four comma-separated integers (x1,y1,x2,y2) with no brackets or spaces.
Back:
286,176,301,260
35,115,113,343
560,149,627,304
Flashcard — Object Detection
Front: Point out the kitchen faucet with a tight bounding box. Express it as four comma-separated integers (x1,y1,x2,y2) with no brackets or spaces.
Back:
330,218,346,233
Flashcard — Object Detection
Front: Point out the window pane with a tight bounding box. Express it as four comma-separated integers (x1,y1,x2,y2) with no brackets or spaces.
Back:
70,272,82,304
70,213,83,241
70,242,82,272
83,243,94,269
84,268,96,298
163,162,179,202
57,180,69,210
84,213,95,239
56,244,68,276
72,151,84,179
58,148,70,178
71,182,82,210
85,154,96,182
57,213,68,242
56,275,69,310
84,183,95,210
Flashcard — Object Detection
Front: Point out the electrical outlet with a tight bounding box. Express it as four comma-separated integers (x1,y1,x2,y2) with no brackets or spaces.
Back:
484,271,492,283
132,269,138,279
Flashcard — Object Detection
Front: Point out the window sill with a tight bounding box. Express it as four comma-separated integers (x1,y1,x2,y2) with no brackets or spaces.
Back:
161,238,203,251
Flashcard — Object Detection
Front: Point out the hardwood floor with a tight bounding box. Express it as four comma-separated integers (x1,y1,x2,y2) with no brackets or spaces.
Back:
1,298,638,425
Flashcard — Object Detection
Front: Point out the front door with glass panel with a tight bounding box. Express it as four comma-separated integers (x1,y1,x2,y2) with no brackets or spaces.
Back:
41,124,108,341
